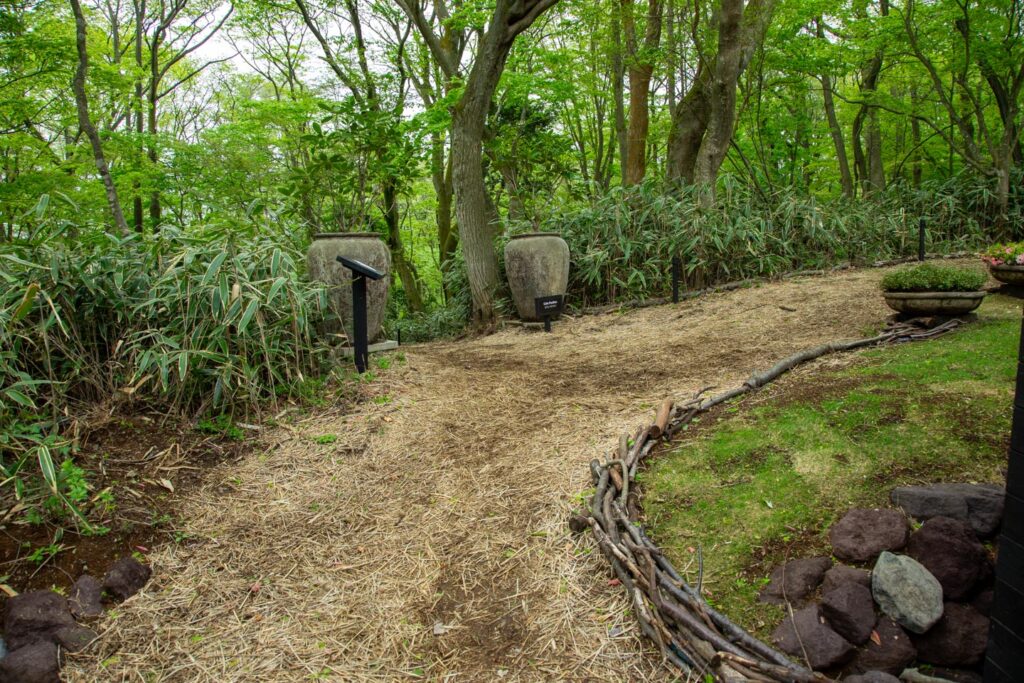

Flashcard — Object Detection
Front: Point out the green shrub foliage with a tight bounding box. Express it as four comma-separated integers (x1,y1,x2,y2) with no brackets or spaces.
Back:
880,263,987,292
1,212,329,523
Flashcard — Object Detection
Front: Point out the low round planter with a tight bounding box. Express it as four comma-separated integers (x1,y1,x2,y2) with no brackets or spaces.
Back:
883,290,986,316
989,264,1024,286
504,232,570,321
306,233,390,342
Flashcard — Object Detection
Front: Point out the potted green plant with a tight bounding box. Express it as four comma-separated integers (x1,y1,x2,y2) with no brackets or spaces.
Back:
982,242,1024,285
881,263,987,316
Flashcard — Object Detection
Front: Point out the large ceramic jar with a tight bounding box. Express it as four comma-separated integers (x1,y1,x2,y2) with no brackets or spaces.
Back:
306,233,390,342
504,232,570,321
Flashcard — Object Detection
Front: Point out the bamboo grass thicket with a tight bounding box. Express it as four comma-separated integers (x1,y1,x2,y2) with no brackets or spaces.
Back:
0,215,330,521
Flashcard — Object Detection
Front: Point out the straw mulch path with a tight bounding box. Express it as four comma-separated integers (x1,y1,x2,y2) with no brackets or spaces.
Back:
65,264,922,682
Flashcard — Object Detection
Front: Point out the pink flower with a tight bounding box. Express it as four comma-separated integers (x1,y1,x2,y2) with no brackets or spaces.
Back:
1017,254,1024,265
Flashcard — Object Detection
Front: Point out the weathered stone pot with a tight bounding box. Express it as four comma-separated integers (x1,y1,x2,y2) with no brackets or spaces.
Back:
504,232,570,321
306,233,390,342
883,290,985,316
989,264,1024,286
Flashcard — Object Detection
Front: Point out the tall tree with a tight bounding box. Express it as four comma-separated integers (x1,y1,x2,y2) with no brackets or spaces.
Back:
397,0,560,325
666,0,776,194
620,0,662,185
70,0,129,234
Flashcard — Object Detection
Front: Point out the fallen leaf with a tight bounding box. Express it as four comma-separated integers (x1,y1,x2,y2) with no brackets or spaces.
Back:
608,578,621,587
158,478,174,493
870,630,881,646
432,621,453,636
135,545,149,553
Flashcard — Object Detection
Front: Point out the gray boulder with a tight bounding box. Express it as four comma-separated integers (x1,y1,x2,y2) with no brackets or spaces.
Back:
912,602,989,668
821,583,877,645
822,564,871,595
891,483,1004,538
830,509,909,562
771,604,855,670
758,556,832,605
906,517,990,600
871,552,943,634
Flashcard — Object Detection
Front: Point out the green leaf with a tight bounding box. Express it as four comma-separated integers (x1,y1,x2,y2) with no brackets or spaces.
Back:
202,252,228,286
38,445,58,495
238,299,259,334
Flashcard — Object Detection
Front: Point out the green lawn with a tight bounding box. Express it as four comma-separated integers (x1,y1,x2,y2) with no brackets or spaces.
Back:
640,294,1020,637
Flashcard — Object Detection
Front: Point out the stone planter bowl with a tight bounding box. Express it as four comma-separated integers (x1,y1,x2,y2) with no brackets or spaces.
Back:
504,232,570,321
989,264,1024,286
883,291,986,316
306,233,390,342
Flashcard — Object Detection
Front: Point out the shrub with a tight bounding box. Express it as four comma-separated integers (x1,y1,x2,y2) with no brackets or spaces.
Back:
982,242,1024,267
880,263,987,292
528,178,990,306
1,211,330,524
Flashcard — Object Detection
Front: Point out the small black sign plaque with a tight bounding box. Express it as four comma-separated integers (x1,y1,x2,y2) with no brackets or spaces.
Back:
534,295,564,332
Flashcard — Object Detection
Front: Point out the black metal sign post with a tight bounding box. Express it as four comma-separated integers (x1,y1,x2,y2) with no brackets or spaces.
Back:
336,256,384,374
918,218,926,262
672,256,682,304
985,309,1024,682
534,295,564,333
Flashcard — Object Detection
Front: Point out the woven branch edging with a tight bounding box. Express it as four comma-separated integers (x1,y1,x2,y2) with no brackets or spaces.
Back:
578,318,964,682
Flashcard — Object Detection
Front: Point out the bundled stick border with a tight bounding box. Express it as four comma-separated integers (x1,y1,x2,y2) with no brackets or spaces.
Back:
579,317,963,681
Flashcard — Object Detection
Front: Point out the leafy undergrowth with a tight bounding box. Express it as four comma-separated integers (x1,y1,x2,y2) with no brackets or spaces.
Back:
640,294,1019,639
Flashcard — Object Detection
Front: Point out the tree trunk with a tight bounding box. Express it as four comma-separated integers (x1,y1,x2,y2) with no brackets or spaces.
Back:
817,20,853,197
611,7,628,185
693,0,744,194
70,0,129,235
451,41,507,325
133,0,144,232
621,0,662,186
666,63,710,183
866,107,885,192
383,179,425,313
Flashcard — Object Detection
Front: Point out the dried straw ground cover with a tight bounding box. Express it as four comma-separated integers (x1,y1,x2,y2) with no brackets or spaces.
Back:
65,260,991,682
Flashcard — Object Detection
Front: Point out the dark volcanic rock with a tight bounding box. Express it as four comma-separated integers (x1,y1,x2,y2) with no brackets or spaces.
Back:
906,516,990,600
851,616,917,675
772,604,855,670
830,508,910,562
68,574,104,619
103,556,152,601
972,588,994,617
913,602,989,668
52,624,97,653
0,640,60,683
3,590,75,650
822,564,871,595
844,673,901,683
759,556,832,605
871,551,944,634
891,483,1005,538
821,583,877,645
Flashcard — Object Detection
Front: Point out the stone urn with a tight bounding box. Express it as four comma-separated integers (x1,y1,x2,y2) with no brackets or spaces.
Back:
504,232,570,321
883,291,985,316
306,233,390,342
989,264,1024,286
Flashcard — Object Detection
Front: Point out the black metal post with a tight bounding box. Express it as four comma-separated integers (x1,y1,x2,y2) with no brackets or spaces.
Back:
918,218,926,262
984,309,1024,682
352,275,369,373
672,256,682,304
543,315,552,333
